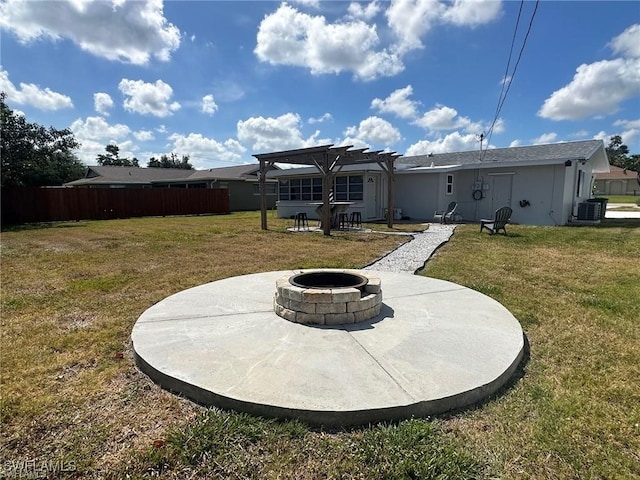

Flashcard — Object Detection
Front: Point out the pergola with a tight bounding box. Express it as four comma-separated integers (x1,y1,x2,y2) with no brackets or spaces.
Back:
253,145,401,236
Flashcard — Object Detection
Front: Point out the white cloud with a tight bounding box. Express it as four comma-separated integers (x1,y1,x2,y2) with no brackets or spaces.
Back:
254,3,403,81
290,0,321,8
0,68,72,110
343,116,402,148
308,113,333,124
414,105,473,131
593,131,609,143
93,92,113,116
612,119,640,147
70,116,132,163
201,94,218,115
531,133,558,145
386,0,445,55
255,2,501,80
609,24,640,58
571,130,589,139
386,0,501,55
491,118,506,135
442,0,503,27
133,130,155,141
118,79,181,117
0,0,181,65
538,58,640,120
347,1,381,21
405,131,480,156
168,132,246,167
70,116,131,141
237,112,322,152
509,139,521,148
593,128,639,150
371,85,419,119
614,119,640,130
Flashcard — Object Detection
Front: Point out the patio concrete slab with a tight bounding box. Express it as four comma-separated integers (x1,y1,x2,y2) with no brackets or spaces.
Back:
132,270,524,426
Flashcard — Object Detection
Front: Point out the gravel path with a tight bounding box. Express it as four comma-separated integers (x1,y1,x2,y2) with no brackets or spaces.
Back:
363,223,456,274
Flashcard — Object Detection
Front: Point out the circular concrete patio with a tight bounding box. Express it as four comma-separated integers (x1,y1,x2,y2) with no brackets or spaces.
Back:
132,270,524,426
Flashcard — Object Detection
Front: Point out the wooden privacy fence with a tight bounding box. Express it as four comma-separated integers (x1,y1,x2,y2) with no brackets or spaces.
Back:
1,187,230,226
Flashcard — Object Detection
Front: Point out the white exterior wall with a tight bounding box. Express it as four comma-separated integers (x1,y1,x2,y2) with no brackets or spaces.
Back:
562,161,597,223
274,160,600,226
466,165,569,225
395,165,572,226
394,173,440,220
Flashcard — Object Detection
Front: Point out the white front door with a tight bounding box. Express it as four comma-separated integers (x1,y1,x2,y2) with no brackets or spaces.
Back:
491,174,513,211
365,174,379,219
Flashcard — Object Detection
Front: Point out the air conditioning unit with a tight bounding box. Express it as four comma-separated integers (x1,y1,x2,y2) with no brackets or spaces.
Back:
384,208,402,220
577,202,601,221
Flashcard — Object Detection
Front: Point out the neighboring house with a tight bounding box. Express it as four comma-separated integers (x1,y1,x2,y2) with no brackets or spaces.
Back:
65,164,279,211
268,140,610,226
593,165,640,196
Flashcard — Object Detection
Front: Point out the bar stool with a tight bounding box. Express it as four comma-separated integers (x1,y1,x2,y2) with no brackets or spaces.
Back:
349,211,362,229
294,212,309,230
337,212,349,230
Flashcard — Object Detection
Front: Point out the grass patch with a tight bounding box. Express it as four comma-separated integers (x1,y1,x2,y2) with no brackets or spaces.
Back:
2,212,639,479
423,222,640,479
125,412,479,479
602,194,640,204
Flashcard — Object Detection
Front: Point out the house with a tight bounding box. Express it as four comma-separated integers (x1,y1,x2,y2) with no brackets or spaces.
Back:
268,140,610,226
593,165,640,196
65,164,279,211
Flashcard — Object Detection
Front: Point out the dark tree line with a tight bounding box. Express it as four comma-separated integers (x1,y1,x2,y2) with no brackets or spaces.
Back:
1,92,84,187
147,153,193,170
97,145,192,170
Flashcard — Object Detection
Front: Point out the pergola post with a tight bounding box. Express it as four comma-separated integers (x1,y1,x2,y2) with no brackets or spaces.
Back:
377,154,398,229
386,157,396,228
322,169,332,236
258,159,274,231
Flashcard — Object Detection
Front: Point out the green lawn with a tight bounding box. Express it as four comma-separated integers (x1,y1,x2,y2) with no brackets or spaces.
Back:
1,213,639,479
602,194,640,204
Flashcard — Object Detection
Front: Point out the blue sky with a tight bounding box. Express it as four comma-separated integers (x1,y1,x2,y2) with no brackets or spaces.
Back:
1,0,639,169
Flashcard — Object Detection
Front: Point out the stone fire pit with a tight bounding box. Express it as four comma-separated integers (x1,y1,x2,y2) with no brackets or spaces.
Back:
274,269,381,325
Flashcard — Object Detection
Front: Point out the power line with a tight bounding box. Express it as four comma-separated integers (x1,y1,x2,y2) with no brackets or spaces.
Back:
482,0,540,160
490,1,524,139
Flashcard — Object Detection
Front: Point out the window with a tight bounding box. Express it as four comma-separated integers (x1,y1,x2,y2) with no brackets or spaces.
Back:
278,176,363,202
278,178,322,201
334,175,363,201
279,179,290,200
446,174,454,195
576,170,584,197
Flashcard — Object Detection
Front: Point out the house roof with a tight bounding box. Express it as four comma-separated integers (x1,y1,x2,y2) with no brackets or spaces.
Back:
593,165,639,180
264,140,610,179
397,140,609,173
65,164,274,187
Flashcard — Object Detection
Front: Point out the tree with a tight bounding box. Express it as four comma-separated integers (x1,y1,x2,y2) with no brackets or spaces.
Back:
1,92,84,187
606,135,630,169
628,154,640,175
96,144,139,167
147,153,193,169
